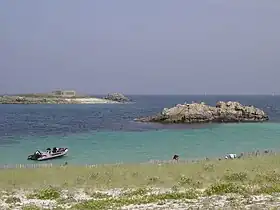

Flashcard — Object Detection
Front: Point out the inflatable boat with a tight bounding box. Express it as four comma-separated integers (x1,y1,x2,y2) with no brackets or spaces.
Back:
27,147,68,161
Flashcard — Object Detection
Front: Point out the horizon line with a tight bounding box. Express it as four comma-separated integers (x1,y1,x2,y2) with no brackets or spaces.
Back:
1,93,279,96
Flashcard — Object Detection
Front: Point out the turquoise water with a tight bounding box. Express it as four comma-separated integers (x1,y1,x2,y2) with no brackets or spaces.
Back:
1,122,280,165
1,95,280,165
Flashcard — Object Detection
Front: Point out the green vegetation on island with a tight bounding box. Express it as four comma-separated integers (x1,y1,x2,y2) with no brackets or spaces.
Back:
0,91,131,104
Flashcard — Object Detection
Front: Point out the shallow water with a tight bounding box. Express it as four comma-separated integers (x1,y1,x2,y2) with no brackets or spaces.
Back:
0,95,279,165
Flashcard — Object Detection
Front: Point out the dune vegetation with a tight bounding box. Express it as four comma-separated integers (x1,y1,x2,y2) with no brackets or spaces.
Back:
1,154,280,209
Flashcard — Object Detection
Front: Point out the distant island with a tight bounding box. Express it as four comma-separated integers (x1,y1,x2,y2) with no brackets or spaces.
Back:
135,101,269,123
0,90,131,104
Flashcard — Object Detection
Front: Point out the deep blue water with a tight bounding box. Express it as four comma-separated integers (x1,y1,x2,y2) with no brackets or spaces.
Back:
1,95,279,138
0,95,280,164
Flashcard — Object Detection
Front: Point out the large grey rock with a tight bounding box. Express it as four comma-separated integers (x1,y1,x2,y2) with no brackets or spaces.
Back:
104,93,131,103
135,101,269,123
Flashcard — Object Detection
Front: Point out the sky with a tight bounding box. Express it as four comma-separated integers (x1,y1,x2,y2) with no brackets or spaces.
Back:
1,0,280,95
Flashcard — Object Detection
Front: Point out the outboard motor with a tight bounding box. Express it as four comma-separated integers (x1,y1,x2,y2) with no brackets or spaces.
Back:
27,150,42,160
27,154,33,160
27,153,40,160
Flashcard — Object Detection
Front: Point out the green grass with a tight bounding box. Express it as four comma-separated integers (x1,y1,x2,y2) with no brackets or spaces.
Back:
5,196,21,204
71,190,199,210
0,155,280,190
1,155,280,209
26,186,61,200
22,205,41,210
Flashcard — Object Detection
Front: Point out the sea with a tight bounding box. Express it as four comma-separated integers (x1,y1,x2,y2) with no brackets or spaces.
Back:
0,95,280,165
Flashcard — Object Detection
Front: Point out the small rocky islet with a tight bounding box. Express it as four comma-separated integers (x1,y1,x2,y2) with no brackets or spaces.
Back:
135,101,269,124
103,92,131,103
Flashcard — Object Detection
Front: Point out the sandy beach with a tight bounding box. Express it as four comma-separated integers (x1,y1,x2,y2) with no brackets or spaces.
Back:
66,98,120,104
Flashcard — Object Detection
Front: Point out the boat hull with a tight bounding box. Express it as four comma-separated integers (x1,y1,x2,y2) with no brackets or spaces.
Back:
28,148,68,161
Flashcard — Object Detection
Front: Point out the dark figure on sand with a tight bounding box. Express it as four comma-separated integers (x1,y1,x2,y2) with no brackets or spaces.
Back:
173,155,179,161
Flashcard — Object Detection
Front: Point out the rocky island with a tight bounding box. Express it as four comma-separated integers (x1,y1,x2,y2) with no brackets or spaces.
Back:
103,93,131,103
135,101,269,123
0,91,131,104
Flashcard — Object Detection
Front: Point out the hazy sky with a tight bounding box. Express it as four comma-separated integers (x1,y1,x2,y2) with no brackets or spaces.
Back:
1,0,280,95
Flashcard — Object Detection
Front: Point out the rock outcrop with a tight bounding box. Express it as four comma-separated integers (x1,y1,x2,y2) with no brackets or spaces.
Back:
0,96,74,104
104,93,131,103
0,95,129,104
135,101,269,123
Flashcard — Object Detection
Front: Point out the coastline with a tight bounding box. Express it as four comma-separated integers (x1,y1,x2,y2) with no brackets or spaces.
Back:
65,97,120,104
1,153,280,209
0,149,274,169
0,92,132,105
0,96,121,104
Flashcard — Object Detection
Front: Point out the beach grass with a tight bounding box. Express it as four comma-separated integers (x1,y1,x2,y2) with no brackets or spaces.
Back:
0,154,280,190
1,154,280,209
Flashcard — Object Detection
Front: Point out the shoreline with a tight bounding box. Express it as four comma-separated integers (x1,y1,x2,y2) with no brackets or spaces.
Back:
66,97,120,104
0,92,133,105
0,96,122,104
0,153,280,209
0,149,275,169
